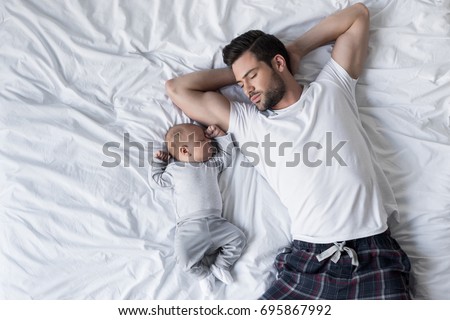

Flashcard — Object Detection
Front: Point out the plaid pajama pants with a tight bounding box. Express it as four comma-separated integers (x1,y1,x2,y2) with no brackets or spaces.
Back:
260,230,411,300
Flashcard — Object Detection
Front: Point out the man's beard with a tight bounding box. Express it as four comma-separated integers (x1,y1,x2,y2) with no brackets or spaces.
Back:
259,70,286,111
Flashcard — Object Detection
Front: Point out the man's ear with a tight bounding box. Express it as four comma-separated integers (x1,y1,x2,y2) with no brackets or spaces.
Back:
272,54,286,72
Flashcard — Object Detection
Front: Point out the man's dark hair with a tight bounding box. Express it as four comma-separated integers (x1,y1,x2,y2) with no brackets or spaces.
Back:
222,30,292,74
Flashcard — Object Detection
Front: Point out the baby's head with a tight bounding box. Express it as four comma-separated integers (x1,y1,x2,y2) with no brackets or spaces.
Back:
165,123,215,162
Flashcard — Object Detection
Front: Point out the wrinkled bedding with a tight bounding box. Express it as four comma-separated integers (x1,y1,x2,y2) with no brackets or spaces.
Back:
1,0,449,299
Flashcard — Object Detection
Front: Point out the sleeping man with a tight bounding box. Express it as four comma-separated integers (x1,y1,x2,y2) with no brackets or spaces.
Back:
165,3,411,299
150,123,246,296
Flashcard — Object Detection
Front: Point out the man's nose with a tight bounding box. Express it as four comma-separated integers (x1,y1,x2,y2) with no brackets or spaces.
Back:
244,82,255,97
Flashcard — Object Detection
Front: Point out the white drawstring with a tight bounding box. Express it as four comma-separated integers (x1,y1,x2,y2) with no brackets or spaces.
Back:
316,241,359,267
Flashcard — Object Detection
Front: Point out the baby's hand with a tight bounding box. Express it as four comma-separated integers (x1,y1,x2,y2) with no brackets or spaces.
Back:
205,125,226,138
154,150,170,162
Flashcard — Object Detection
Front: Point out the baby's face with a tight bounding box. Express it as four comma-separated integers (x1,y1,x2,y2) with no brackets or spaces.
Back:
186,126,215,162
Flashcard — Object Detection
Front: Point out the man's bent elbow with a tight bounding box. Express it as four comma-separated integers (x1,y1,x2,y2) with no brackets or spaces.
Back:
165,78,177,99
354,3,369,20
165,78,196,116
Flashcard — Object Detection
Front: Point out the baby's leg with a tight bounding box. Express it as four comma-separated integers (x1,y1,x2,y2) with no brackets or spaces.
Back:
208,217,247,272
174,219,213,279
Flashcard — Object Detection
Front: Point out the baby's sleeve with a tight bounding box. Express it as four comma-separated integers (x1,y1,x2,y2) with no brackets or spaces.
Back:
212,133,234,170
149,158,174,189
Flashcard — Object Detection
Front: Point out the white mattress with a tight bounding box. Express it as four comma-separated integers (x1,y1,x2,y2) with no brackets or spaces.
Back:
1,0,449,299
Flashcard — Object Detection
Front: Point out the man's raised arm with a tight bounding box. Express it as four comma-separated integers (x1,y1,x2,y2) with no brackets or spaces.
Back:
287,3,369,79
165,68,235,132
166,3,369,129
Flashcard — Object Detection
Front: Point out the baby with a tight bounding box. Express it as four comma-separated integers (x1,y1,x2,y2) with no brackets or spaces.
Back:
150,123,247,296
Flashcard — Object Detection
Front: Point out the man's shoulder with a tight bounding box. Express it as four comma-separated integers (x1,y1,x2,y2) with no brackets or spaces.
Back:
230,99,252,108
315,59,358,84
230,100,259,117
310,58,358,97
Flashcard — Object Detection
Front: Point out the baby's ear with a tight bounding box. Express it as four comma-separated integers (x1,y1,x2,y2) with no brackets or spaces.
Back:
179,146,190,155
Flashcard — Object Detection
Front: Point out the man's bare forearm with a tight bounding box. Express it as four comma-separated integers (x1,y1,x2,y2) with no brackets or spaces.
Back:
166,67,235,96
287,3,368,62
165,68,234,131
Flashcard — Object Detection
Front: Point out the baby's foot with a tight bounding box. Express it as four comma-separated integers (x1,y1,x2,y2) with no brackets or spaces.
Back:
211,264,233,285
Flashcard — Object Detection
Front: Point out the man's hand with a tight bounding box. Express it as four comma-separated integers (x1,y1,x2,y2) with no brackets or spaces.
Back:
154,150,170,162
286,44,303,75
205,125,226,139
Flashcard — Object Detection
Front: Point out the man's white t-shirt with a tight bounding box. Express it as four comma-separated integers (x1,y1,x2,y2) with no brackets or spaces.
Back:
229,58,398,243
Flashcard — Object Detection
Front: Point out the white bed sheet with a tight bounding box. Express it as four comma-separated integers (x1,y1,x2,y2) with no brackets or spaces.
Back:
1,0,449,299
